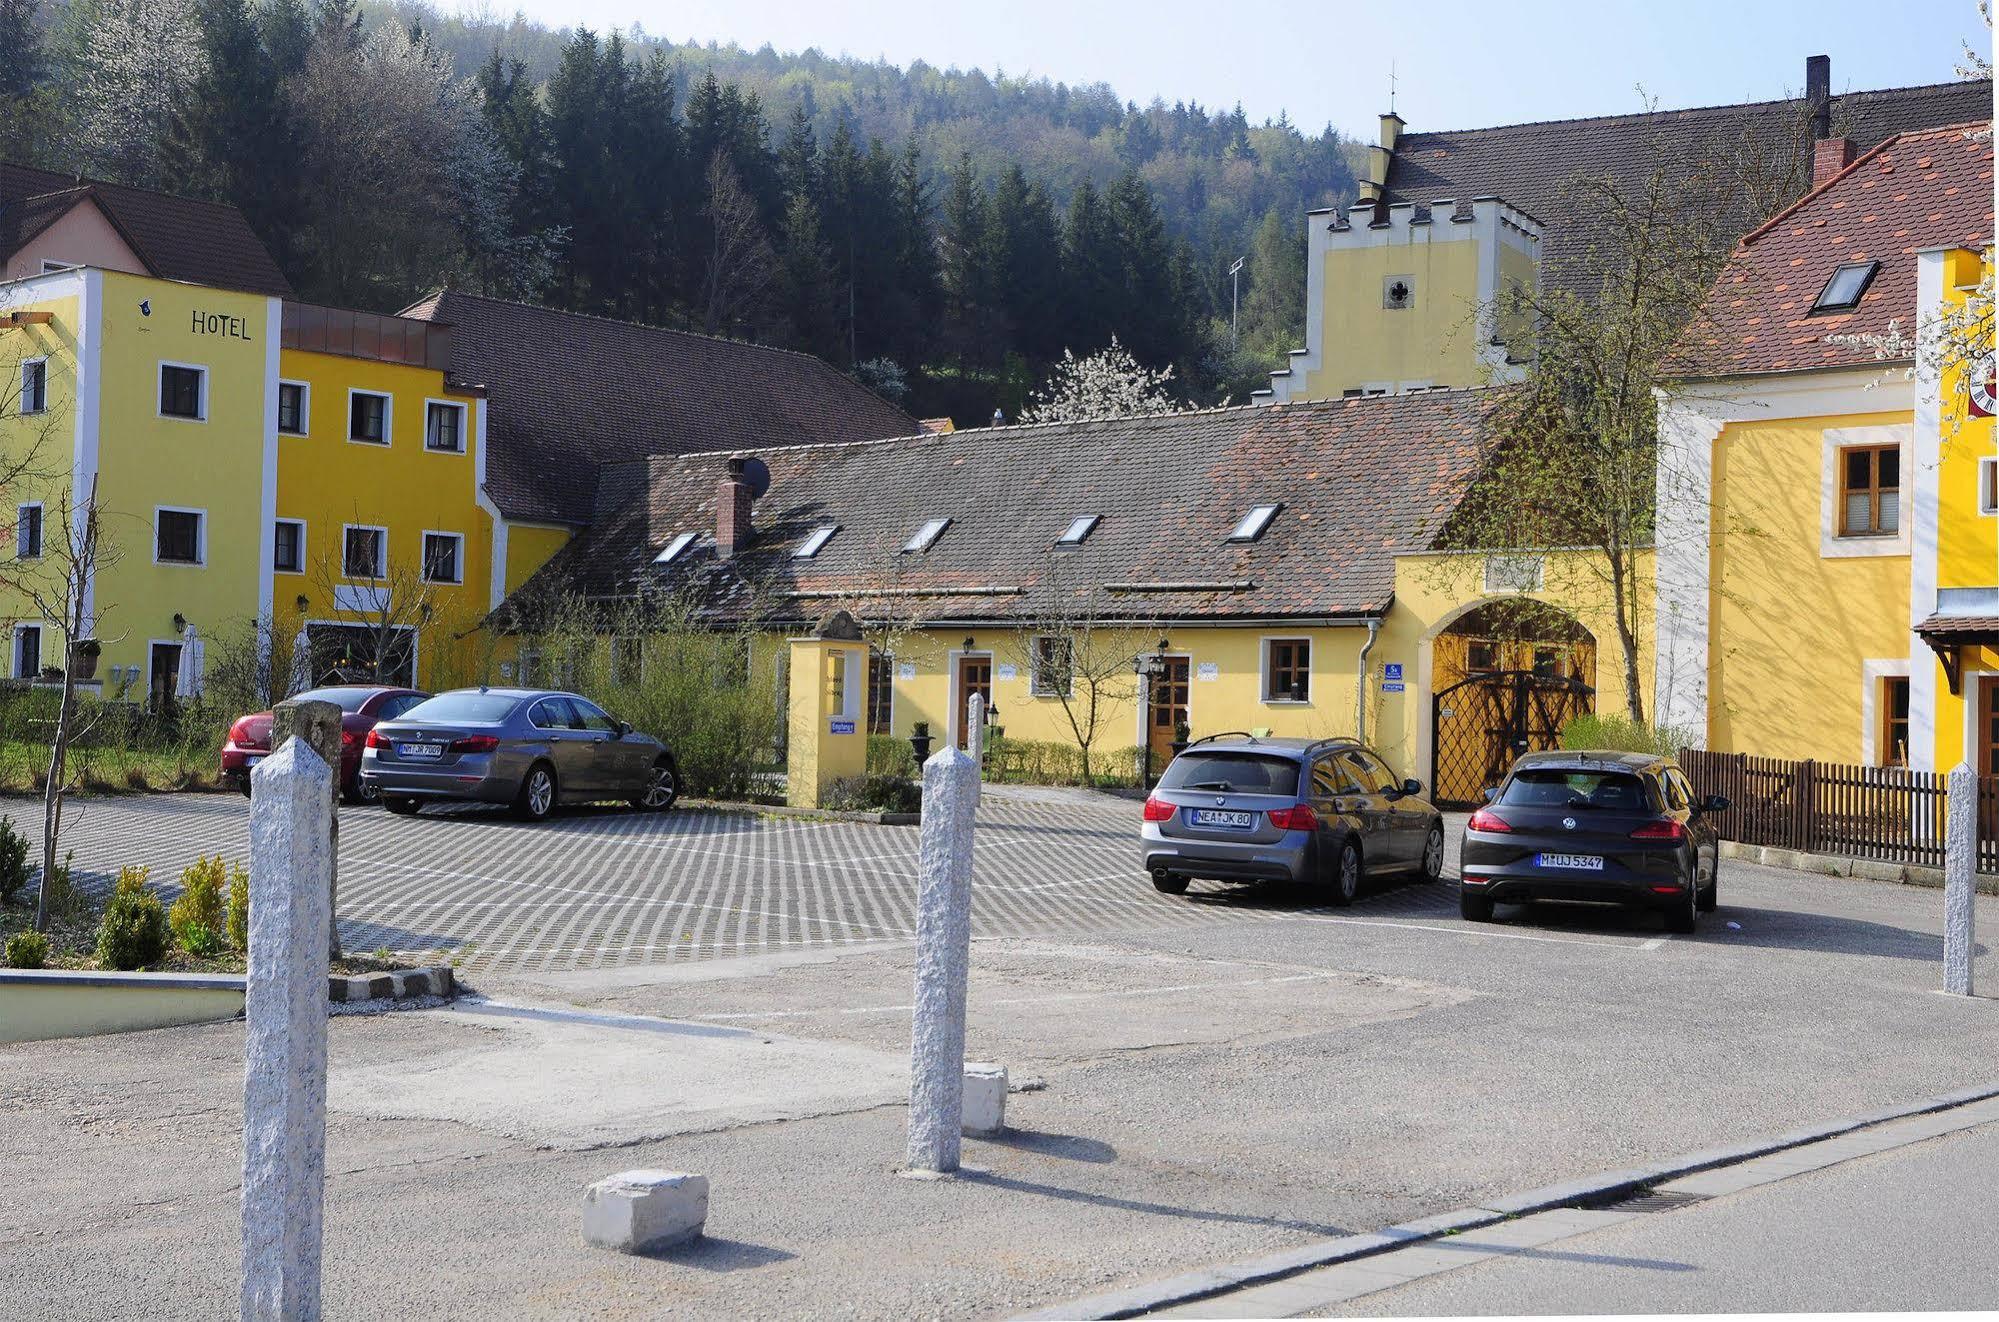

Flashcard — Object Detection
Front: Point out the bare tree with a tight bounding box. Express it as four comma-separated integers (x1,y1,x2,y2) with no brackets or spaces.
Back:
701,151,776,336
1001,563,1155,784
306,529,439,687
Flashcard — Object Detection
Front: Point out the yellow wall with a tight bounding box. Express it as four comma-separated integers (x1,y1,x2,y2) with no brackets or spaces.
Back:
1929,247,1995,771
505,522,573,596
1709,409,1912,763
1293,237,1482,399
0,285,81,673
278,347,489,686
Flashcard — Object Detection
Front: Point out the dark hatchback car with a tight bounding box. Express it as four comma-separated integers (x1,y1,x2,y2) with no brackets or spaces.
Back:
222,685,429,803
1459,750,1728,933
1141,735,1445,904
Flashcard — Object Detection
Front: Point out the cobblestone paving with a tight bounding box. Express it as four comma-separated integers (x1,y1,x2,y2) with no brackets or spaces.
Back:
8,789,1508,975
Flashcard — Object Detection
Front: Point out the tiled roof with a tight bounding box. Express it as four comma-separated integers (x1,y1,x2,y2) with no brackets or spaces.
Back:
501,389,1500,630
1680,123,1992,378
398,290,925,524
0,163,292,297
1385,78,1992,302
1917,614,1999,639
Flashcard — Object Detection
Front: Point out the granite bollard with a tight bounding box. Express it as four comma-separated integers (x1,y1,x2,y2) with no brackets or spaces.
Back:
1944,762,1976,996
581,1170,709,1253
271,698,342,962
962,1062,1008,1137
240,737,335,1322
905,742,979,1174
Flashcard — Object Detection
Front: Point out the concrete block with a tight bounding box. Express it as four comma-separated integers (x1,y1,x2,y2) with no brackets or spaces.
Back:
581,1170,708,1253
962,1062,1007,1136
392,970,430,998
328,974,373,1003
1848,857,1907,883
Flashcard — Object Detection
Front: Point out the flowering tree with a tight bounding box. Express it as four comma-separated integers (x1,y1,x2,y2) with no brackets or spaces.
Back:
1019,336,1185,424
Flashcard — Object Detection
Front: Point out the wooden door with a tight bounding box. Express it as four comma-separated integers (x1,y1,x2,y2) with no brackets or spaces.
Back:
956,655,992,749
149,642,182,712
1147,656,1191,766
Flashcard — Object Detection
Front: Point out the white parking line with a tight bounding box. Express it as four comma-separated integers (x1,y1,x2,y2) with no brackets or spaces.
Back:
699,970,1338,1021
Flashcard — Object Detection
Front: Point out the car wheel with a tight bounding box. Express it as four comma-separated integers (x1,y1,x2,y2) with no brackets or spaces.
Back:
385,796,420,816
633,759,679,811
1151,872,1189,895
1329,838,1362,907
1665,880,1698,934
1697,847,1719,912
1418,823,1445,882
238,776,252,799
514,762,557,822
1460,888,1494,922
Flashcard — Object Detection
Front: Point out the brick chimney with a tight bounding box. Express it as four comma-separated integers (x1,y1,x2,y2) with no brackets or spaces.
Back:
1806,53,1832,140
715,457,753,559
1813,136,1857,187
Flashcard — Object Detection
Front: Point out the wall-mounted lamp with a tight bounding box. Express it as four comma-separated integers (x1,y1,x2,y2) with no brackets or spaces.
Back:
295,594,309,613
172,612,187,634
1158,637,1171,652
963,636,976,650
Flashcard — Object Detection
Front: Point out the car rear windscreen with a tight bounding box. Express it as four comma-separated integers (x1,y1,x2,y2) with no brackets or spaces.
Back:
294,686,382,713
401,692,520,723
1159,752,1300,796
1498,769,1652,812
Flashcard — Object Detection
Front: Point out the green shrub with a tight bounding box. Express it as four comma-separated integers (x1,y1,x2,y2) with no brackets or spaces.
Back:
826,775,922,814
984,736,1143,788
866,735,917,779
5,928,49,968
168,855,227,952
226,860,250,952
96,865,168,970
0,817,28,904
1559,714,1695,758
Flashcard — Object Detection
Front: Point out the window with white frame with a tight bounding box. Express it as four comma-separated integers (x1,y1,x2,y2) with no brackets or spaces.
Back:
159,363,205,419
20,358,46,414
1228,503,1281,542
16,503,41,559
278,381,307,434
421,531,463,584
1030,635,1074,697
343,525,385,579
39,260,75,274
654,531,697,564
155,508,204,564
1981,457,1997,516
1057,515,1100,546
903,517,950,553
794,524,839,558
425,400,466,452
273,519,304,574
1262,637,1311,702
13,623,40,678
349,390,390,444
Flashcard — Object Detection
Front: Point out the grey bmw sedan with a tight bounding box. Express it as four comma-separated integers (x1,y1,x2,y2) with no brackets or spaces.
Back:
359,688,679,821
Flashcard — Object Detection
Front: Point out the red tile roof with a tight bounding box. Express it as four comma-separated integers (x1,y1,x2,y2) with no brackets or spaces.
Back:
1679,122,1993,378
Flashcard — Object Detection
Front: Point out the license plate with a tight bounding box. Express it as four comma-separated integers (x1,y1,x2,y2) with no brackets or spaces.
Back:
244,755,263,769
1190,808,1256,830
1536,852,1603,870
397,742,444,761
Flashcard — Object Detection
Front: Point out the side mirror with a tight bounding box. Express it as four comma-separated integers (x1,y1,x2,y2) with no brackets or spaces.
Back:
1701,794,1729,815
1481,786,1499,803
1401,778,1423,798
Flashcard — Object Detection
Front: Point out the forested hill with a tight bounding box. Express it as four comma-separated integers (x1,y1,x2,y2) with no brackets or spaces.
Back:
0,0,1360,420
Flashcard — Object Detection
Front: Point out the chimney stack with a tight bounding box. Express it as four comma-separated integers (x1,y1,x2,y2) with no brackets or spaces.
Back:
1806,54,1832,140
716,457,753,559
1813,135,1857,187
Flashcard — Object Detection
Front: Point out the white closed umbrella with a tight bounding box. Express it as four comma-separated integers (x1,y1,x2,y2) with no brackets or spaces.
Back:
175,626,203,699
288,623,314,697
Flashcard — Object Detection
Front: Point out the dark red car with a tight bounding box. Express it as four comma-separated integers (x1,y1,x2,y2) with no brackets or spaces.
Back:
222,686,430,803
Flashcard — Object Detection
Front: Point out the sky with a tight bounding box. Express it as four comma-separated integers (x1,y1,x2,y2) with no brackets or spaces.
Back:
436,0,1991,137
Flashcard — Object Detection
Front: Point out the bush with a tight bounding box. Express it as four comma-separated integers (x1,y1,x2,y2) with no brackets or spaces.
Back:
1559,714,1695,758
96,866,168,970
983,736,1144,788
5,928,48,968
226,860,250,952
168,855,228,952
826,775,922,815
0,817,28,904
866,735,917,779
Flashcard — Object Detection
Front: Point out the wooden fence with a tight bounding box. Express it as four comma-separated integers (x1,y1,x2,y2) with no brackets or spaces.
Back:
1678,748,1999,875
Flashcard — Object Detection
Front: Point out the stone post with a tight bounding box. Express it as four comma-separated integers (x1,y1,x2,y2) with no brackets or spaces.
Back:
905,744,979,1175
966,692,984,782
240,737,335,1322
1944,762,1976,996
272,698,341,961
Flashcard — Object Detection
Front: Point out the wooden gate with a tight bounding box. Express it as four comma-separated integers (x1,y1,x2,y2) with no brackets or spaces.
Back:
1431,670,1594,808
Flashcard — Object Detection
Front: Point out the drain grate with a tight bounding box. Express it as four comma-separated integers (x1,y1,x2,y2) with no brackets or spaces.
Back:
1592,1187,1711,1214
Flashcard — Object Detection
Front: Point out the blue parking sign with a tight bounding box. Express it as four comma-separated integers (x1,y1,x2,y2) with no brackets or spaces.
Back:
1383,662,1403,681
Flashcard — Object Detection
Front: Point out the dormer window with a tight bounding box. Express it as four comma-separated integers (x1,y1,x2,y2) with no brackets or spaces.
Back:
1057,515,1100,546
1812,261,1879,314
794,525,839,559
903,517,950,553
654,531,697,564
1227,504,1281,543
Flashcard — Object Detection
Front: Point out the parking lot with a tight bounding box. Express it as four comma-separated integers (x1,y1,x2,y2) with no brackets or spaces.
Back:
11,785,1521,974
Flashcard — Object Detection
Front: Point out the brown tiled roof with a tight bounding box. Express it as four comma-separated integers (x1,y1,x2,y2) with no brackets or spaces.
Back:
1385,78,1992,302
500,389,1500,630
1917,614,1999,639
0,163,292,297
1680,124,1992,378
399,289,924,525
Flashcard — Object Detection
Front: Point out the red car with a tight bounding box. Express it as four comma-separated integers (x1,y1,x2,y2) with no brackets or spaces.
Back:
222,685,431,803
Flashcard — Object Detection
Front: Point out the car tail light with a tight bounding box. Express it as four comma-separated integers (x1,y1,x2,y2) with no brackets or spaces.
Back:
364,729,383,749
1466,807,1512,833
1630,820,1686,842
1141,796,1175,823
340,728,359,748
1267,804,1318,831
450,734,500,755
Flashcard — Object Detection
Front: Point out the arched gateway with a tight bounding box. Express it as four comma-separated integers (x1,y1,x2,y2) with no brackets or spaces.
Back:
1430,600,1596,807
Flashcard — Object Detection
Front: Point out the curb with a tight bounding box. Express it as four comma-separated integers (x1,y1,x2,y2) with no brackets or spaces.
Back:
329,964,455,1004
1017,1079,1999,1320
682,798,920,827
1718,840,1999,894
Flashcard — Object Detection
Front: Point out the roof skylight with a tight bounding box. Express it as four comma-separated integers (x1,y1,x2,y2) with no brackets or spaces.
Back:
1812,261,1879,314
654,531,698,564
1057,515,1100,545
1227,504,1281,543
903,517,951,553
794,525,840,559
